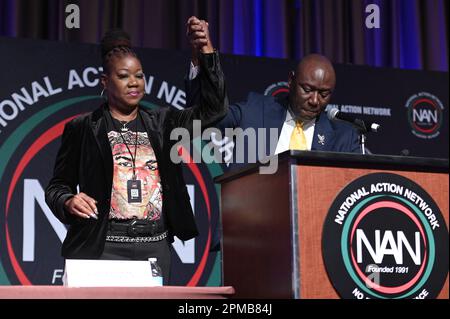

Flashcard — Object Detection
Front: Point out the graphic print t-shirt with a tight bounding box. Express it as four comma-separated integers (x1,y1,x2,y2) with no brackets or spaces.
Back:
107,115,163,221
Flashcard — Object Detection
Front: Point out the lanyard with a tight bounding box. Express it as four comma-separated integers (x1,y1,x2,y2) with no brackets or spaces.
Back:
112,112,140,180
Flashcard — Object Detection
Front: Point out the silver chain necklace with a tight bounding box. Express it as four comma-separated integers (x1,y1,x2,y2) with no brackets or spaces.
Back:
119,120,130,132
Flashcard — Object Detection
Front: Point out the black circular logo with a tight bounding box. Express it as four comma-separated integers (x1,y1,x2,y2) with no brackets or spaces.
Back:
406,92,444,139
322,173,448,299
263,82,289,97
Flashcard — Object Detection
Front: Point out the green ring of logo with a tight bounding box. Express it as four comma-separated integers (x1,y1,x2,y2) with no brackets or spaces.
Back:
341,194,435,299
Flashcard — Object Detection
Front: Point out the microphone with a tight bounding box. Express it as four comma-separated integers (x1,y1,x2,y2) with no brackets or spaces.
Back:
327,108,381,133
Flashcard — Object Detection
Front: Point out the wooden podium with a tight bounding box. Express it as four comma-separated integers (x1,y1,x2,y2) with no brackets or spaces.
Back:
215,151,449,299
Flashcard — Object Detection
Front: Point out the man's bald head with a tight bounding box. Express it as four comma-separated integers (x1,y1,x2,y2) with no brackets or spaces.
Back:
295,54,336,83
288,54,336,122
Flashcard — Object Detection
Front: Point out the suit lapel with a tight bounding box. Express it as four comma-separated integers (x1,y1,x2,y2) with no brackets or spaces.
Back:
139,108,163,166
264,96,287,136
312,112,336,151
91,105,113,191
263,96,287,155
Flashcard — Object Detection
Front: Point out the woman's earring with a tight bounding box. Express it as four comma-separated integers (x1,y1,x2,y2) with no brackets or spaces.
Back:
101,88,106,99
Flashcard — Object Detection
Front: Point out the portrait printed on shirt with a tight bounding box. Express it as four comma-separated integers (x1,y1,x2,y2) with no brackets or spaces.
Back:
108,130,163,220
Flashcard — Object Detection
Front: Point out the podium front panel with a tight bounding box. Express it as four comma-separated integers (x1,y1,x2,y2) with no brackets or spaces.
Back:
220,163,293,298
218,152,449,299
294,165,449,299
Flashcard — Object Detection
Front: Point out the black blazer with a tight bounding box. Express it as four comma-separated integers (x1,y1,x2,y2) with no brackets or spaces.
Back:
45,52,227,258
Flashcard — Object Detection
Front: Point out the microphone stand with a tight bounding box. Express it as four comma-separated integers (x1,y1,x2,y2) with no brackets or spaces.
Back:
353,119,368,155
327,108,381,155
360,132,367,155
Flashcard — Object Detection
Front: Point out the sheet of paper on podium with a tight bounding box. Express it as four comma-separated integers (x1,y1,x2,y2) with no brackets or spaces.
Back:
63,259,163,287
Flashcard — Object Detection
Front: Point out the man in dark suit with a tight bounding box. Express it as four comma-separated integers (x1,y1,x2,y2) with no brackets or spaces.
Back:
187,18,360,172
187,17,360,252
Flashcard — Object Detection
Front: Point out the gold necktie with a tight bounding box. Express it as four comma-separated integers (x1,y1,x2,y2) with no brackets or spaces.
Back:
289,122,307,150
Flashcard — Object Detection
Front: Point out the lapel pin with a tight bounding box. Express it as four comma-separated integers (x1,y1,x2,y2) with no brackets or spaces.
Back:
318,134,325,145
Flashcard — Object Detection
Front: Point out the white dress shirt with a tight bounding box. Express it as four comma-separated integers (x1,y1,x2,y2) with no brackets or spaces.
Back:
275,111,315,155
189,62,200,80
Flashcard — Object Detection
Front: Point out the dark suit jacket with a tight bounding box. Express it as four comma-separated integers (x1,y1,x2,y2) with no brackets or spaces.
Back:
215,92,361,171
45,52,227,258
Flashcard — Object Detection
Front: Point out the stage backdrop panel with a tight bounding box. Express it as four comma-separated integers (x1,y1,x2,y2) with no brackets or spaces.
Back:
0,36,448,286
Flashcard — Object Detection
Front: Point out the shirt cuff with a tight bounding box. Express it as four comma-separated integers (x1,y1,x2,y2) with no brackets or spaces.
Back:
189,62,200,80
